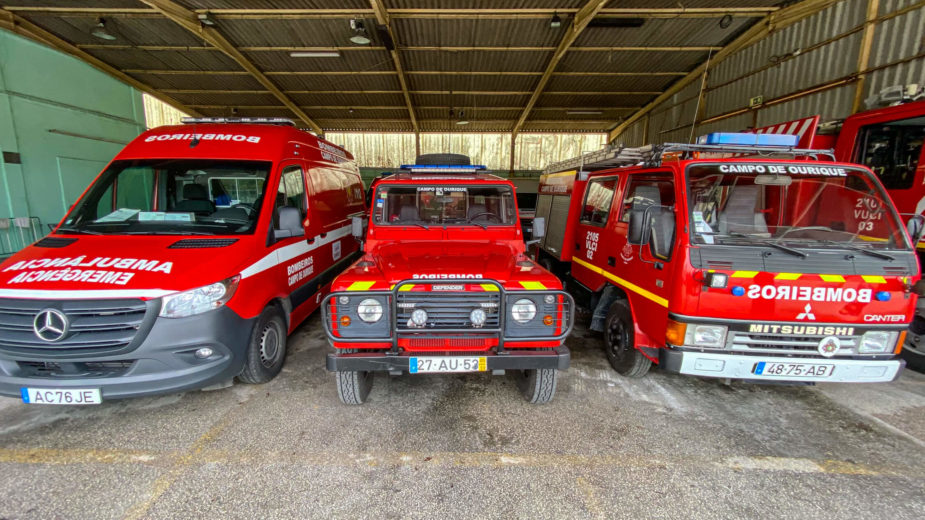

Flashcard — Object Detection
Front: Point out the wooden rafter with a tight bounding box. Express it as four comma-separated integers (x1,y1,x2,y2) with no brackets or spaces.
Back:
120,69,683,79
512,0,609,137
138,0,322,134
77,44,720,53
0,8,200,118
368,0,418,134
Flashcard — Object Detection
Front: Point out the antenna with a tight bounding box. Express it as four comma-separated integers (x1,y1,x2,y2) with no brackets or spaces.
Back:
688,50,713,144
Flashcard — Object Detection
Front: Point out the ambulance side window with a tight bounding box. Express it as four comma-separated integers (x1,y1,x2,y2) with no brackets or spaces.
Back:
277,166,307,219
579,177,618,226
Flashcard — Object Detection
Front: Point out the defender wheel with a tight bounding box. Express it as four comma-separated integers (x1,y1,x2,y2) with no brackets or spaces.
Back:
238,306,288,384
902,316,925,372
516,368,558,404
603,300,652,378
336,369,374,405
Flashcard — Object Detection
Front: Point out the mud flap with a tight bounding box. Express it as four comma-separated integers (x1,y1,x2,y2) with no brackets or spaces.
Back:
638,345,660,363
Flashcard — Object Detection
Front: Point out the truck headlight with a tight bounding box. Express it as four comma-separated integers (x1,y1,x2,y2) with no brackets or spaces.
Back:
511,298,537,323
160,276,240,318
357,298,384,323
859,331,898,354
684,324,728,349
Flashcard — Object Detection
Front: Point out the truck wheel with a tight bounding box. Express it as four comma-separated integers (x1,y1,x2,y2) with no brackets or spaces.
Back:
336,369,374,405
415,153,470,165
515,368,558,404
902,316,925,372
603,300,652,378
238,306,288,384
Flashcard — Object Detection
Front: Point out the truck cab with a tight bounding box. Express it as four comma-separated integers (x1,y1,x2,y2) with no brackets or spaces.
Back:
323,160,573,404
537,134,919,384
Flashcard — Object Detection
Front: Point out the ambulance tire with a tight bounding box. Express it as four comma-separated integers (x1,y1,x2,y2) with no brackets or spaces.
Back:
604,301,652,378
515,367,558,404
336,368,374,405
238,306,288,384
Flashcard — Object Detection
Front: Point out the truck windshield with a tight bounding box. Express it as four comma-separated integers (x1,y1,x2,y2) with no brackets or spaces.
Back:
59,159,271,235
687,164,910,250
372,185,517,226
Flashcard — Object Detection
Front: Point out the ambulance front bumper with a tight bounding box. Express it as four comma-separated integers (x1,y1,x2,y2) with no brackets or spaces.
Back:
660,349,904,383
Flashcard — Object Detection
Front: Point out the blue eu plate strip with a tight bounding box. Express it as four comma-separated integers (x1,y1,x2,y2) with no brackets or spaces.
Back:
754,361,766,375
409,358,418,374
20,388,29,403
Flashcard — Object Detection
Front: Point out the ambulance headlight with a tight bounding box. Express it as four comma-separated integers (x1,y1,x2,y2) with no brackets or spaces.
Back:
160,276,240,318
357,298,384,323
511,298,537,323
684,324,728,349
858,331,897,354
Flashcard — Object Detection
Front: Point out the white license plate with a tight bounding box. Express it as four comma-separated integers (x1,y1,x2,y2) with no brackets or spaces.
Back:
752,362,834,378
409,357,486,373
21,388,102,405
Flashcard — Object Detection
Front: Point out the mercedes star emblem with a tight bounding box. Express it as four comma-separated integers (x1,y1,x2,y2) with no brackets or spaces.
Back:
33,309,69,342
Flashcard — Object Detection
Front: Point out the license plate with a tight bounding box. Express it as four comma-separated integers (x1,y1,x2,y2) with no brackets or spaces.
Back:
21,388,102,405
752,362,834,378
409,357,487,373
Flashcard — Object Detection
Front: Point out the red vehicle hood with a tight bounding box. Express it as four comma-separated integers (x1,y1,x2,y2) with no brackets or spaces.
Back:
0,235,256,299
373,241,519,282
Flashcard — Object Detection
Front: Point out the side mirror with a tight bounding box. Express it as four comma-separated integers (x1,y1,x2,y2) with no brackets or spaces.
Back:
907,215,925,244
351,215,367,240
627,208,652,245
274,206,305,241
648,207,676,260
532,217,546,239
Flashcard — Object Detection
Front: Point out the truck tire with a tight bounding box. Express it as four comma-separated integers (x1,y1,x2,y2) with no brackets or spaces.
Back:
515,368,558,404
336,369,374,405
238,305,288,384
603,300,652,378
902,316,925,372
415,153,470,165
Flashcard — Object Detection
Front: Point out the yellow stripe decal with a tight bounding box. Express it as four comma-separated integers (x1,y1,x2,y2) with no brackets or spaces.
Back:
398,284,415,292
572,257,668,308
731,271,758,278
820,274,845,283
774,273,801,280
480,284,500,292
519,281,547,290
346,281,375,291
861,275,886,284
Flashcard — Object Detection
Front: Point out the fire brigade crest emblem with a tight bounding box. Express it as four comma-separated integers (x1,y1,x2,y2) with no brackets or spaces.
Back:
817,335,840,358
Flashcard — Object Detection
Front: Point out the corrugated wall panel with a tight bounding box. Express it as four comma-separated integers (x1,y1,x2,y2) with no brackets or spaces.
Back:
755,84,856,127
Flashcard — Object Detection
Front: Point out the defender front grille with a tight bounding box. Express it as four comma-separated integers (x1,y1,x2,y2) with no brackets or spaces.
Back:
396,292,501,331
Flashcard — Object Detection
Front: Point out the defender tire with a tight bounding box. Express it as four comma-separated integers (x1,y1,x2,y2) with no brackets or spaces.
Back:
603,300,652,378
516,368,558,404
415,153,470,165
238,305,288,384
336,369,374,405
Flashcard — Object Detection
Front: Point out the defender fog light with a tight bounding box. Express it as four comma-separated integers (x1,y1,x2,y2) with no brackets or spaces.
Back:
684,324,728,349
357,298,383,323
859,331,898,354
470,308,487,327
160,276,240,318
511,298,537,323
194,347,214,359
410,309,428,327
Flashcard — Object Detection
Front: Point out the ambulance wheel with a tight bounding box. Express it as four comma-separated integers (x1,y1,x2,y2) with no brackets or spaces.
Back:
604,301,651,378
901,316,925,372
515,368,558,404
238,306,287,384
336,369,374,405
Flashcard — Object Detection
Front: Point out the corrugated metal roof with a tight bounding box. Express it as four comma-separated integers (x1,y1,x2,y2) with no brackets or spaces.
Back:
24,15,205,47
401,50,553,73
574,17,755,48
407,74,539,93
393,18,563,47
84,48,240,71
180,1,371,9
557,51,707,73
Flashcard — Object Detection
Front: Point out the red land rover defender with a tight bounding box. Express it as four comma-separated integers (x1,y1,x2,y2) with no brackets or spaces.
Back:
0,118,364,404
323,156,574,404
535,134,921,384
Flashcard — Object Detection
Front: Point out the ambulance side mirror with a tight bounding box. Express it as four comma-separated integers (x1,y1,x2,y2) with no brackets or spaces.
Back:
352,215,367,240
274,206,305,241
906,215,925,244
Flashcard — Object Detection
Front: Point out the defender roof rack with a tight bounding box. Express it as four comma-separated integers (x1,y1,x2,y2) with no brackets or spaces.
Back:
181,117,296,127
543,133,835,174
398,164,488,174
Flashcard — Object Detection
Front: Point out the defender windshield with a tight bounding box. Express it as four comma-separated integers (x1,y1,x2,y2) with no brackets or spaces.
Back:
372,185,517,226
687,163,910,250
60,159,271,235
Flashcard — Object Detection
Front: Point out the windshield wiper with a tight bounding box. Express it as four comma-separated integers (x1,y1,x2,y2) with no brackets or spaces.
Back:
822,240,895,261
56,227,103,235
728,232,808,258
122,231,214,236
399,221,429,230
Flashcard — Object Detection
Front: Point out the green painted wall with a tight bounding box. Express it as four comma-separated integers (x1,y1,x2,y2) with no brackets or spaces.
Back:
0,29,145,252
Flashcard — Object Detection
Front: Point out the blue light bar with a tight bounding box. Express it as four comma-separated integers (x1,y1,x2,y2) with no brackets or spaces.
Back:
697,132,799,147
399,164,488,173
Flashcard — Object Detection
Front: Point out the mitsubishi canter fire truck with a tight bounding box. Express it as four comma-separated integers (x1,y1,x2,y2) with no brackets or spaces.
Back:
534,133,922,384
323,157,574,405
0,118,365,404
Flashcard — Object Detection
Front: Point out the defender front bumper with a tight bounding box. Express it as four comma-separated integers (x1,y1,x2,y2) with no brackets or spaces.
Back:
661,349,904,383
327,346,570,372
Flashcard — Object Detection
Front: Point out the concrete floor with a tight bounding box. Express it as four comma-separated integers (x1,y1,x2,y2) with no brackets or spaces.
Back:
0,314,923,520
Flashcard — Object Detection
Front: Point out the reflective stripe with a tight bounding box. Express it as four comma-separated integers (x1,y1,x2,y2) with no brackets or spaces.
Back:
398,284,415,292
572,257,668,308
820,274,846,283
774,273,801,280
861,275,886,284
519,281,547,290
480,284,500,292
347,281,375,291
731,271,758,278
240,224,352,279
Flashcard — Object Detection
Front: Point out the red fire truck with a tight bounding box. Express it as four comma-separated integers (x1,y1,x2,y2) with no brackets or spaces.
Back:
0,118,365,404
535,133,922,383
323,157,573,405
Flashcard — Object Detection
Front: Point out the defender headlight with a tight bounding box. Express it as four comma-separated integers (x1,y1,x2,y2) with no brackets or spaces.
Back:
160,275,240,318
357,298,384,323
511,298,537,323
858,331,897,354
684,324,728,349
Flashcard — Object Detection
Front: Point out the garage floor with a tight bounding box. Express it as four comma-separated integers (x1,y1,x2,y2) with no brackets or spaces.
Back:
0,315,923,519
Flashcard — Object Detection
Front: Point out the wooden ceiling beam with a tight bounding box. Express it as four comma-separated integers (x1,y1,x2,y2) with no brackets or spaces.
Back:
138,0,322,134
122,69,682,78
78,44,718,53
159,88,659,96
186,104,638,111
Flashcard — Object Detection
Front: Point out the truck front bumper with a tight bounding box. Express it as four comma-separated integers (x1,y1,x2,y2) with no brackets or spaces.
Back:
660,349,904,383
327,346,570,372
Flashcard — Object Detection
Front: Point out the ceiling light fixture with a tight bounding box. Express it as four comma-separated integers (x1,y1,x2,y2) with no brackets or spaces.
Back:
289,50,341,58
90,18,117,41
719,14,733,29
197,13,216,26
550,12,562,29
456,110,469,125
349,19,371,45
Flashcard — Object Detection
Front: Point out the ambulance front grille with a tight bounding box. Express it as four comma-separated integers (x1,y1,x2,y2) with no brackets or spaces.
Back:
729,331,860,356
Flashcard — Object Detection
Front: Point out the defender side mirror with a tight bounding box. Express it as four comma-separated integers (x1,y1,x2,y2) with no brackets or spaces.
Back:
351,215,367,240
274,206,305,241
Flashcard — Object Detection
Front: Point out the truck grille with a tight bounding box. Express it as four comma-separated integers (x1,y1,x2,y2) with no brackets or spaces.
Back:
730,331,860,356
396,292,501,331
0,298,152,357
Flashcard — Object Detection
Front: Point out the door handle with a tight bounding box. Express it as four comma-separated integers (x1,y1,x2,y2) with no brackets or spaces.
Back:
575,243,580,251
607,256,616,266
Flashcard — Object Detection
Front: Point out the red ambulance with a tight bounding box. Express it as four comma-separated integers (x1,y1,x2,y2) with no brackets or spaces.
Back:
0,118,365,404
535,133,921,383
322,159,574,405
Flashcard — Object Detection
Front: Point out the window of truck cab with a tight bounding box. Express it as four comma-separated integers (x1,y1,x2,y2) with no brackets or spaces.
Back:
371,184,516,226
579,176,618,227
853,115,925,190
685,163,911,250
60,159,272,236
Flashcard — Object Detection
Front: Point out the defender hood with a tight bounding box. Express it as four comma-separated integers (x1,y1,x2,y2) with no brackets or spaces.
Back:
374,241,519,282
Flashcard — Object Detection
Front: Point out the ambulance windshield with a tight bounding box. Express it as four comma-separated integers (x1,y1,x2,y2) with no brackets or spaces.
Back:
59,159,271,235
687,164,910,250
372,185,517,227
